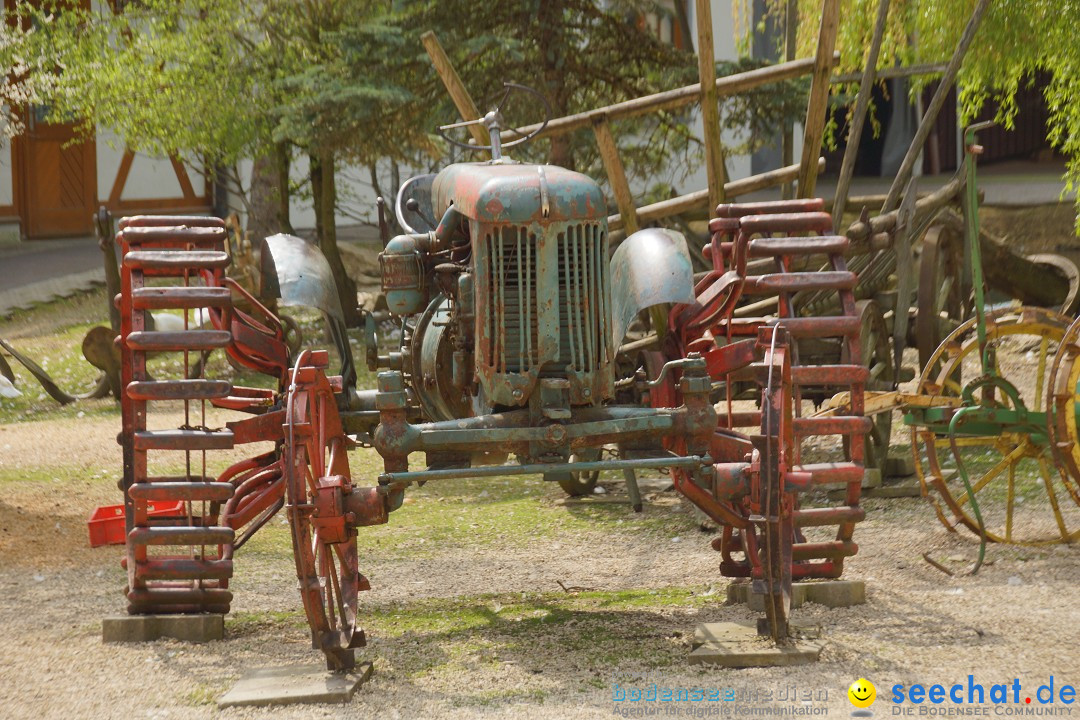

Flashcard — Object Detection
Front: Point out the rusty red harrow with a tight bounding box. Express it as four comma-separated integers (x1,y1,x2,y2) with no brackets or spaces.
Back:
647,198,868,638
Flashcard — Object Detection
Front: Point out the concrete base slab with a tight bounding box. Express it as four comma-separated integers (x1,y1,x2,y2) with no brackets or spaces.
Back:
726,580,865,610
218,662,373,708
885,455,916,478
688,621,821,668
865,477,923,498
693,621,821,646
102,614,224,643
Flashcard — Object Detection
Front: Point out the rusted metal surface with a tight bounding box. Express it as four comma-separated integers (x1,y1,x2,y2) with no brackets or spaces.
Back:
659,199,869,640
110,103,884,667
431,163,606,225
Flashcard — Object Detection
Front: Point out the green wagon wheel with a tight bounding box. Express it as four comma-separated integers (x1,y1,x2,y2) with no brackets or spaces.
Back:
911,307,1080,544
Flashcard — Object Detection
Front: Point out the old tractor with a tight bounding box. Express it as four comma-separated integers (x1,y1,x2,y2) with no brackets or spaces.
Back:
114,83,868,670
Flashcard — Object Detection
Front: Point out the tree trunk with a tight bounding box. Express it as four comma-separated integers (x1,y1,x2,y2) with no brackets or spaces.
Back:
315,149,359,327
275,142,294,235
538,0,573,169
310,153,324,245
247,150,278,241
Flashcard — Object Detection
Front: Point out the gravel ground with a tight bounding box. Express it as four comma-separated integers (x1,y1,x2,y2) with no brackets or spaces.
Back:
1,405,1078,720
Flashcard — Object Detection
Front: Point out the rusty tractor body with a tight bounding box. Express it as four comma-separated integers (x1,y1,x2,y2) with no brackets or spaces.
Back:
114,93,868,669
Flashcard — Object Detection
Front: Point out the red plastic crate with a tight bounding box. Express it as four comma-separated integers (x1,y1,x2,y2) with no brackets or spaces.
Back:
87,501,186,548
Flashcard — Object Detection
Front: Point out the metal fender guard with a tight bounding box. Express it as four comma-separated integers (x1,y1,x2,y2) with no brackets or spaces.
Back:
609,228,695,347
260,233,355,386
260,233,346,321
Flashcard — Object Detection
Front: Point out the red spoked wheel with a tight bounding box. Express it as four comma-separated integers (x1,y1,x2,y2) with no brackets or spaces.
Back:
284,356,367,671
752,327,795,642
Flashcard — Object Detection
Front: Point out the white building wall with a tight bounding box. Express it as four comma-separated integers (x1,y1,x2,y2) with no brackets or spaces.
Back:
0,140,12,208
97,129,205,203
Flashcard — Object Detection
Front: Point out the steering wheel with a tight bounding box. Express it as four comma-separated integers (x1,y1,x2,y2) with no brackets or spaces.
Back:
394,174,437,235
436,82,552,155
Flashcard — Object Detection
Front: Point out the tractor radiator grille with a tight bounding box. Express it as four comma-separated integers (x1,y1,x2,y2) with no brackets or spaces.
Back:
482,223,609,376
484,226,539,373
557,223,609,374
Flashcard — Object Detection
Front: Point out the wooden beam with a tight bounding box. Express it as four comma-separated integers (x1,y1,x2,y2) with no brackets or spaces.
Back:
608,158,823,231
592,117,638,234
500,55,830,143
831,63,947,85
796,0,840,198
108,148,135,205
169,156,197,202
420,31,489,151
695,0,728,209
832,0,890,231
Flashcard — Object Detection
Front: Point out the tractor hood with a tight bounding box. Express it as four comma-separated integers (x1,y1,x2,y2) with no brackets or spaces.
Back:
431,162,607,224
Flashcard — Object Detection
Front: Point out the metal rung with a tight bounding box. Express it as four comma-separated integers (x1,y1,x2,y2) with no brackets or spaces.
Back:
127,379,232,401
744,271,857,294
128,482,234,502
126,330,230,352
120,215,226,230
124,250,229,270
135,558,233,581
792,416,871,436
713,199,825,221
133,429,234,451
791,365,868,385
131,286,231,310
792,462,864,485
793,506,865,528
792,541,858,560
128,526,234,546
748,236,849,257
121,226,226,248
776,316,860,338
739,212,833,235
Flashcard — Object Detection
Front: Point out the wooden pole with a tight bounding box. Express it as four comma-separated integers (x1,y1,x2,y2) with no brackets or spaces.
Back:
695,0,729,209
420,31,489,151
832,0,891,231
592,117,639,234
608,158,823,231
498,55,830,143
879,0,991,213
796,0,840,198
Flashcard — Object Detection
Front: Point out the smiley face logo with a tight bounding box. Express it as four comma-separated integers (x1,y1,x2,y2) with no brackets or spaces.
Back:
848,678,877,709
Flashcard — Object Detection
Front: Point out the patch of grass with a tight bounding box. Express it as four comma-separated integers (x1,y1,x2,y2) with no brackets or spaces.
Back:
361,588,709,681
0,465,120,488
183,683,221,707
225,609,307,637
242,466,700,562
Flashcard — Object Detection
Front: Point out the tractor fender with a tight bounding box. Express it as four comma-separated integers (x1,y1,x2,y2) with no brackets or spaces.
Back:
261,233,355,387
609,228,695,347
260,233,346,321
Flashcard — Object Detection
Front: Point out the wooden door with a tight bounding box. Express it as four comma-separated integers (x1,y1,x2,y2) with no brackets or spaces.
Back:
19,108,98,238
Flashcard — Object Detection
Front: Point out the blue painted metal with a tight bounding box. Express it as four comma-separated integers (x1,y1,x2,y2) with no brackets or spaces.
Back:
431,162,607,224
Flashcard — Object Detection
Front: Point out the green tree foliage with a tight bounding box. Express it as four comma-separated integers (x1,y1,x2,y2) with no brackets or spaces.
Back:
770,0,1080,229
400,0,806,195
